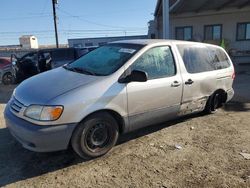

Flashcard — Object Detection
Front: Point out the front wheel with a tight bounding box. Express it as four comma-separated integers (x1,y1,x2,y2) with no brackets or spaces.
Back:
71,112,119,159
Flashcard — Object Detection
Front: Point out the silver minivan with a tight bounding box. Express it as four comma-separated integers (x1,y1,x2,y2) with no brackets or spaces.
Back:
4,40,235,159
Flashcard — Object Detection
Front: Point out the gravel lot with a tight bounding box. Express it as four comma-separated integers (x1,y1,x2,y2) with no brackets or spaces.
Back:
0,65,250,188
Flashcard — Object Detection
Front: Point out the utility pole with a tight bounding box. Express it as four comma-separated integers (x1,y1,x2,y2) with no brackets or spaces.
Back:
52,0,59,48
163,0,170,39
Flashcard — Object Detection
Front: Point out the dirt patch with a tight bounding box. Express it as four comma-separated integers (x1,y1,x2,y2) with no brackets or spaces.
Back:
0,84,16,104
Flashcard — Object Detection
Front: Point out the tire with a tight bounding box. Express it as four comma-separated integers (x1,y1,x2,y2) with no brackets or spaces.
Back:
71,112,119,159
204,93,220,114
2,72,13,85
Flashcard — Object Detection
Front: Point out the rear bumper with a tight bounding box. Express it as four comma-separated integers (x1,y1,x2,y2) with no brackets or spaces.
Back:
226,88,234,102
4,104,77,152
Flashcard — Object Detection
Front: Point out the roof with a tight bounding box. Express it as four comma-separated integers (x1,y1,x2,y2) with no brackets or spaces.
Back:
154,0,250,15
111,39,177,45
111,39,217,47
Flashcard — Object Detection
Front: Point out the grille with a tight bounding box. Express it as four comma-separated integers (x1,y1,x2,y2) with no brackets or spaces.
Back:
10,97,24,113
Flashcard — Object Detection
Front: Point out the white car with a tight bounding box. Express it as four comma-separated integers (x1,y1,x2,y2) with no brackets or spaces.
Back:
5,40,235,159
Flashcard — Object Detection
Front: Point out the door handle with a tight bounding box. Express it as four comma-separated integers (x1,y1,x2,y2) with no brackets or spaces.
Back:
171,81,181,87
185,79,194,85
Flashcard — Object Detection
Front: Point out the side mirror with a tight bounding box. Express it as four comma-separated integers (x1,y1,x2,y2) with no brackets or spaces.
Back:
12,61,16,66
119,70,148,83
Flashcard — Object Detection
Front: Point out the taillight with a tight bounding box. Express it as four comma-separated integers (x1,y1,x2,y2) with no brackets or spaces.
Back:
232,70,235,80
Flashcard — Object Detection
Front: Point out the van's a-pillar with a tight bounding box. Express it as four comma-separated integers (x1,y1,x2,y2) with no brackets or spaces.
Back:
163,0,170,39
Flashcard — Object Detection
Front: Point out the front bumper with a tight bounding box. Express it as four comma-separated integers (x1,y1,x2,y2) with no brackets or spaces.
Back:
4,104,77,152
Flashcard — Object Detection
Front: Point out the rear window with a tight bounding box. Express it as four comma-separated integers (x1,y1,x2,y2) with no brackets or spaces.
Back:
51,49,75,61
177,44,231,74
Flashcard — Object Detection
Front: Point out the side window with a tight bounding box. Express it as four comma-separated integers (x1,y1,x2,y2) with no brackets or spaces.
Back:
25,53,38,64
176,26,193,41
85,42,93,47
178,44,215,73
237,22,250,41
208,47,230,70
204,25,222,40
131,46,176,80
52,49,75,61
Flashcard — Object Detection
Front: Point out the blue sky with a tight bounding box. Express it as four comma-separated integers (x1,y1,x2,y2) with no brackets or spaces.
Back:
0,0,156,45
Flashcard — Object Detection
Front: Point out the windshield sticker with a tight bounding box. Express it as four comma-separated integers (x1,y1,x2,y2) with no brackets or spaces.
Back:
119,48,136,54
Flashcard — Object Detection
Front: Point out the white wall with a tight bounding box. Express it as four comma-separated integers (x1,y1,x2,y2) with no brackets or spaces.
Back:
155,7,250,52
19,36,38,49
170,8,250,51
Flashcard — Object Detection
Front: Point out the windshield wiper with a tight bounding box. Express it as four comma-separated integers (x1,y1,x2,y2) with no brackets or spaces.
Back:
63,65,97,76
72,67,97,75
63,64,71,70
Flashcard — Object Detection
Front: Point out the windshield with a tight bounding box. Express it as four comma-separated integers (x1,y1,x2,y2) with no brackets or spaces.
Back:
64,43,144,76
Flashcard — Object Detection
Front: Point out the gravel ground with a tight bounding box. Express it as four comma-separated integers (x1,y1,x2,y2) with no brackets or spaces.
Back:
0,66,250,188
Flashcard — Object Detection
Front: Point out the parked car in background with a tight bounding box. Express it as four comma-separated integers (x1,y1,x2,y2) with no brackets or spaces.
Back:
4,40,234,159
11,47,97,83
77,46,98,57
0,57,13,85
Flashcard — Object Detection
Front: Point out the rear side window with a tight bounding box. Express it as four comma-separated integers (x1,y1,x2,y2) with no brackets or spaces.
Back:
207,47,231,70
131,46,176,80
177,44,230,73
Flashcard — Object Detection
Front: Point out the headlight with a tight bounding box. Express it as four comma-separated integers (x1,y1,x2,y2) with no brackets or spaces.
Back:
24,105,63,121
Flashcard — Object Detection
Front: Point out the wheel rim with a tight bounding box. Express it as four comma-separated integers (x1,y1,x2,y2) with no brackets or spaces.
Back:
85,123,111,152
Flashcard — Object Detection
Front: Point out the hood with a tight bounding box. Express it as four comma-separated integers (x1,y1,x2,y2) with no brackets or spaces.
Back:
14,67,102,105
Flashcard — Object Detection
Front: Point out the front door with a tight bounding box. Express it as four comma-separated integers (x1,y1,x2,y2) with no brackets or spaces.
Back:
126,46,183,131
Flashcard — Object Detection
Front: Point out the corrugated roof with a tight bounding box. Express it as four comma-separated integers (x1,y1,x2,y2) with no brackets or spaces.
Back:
154,0,178,16
154,0,250,15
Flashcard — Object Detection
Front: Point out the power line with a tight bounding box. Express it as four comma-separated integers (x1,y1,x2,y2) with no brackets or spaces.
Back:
40,0,50,16
0,28,147,35
57,8,146,30
0,15,51,21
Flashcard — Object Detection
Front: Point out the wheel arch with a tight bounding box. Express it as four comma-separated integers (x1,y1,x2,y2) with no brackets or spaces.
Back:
2,71,12,77
78,109,126,134
2,71,13,84
213,89,227,104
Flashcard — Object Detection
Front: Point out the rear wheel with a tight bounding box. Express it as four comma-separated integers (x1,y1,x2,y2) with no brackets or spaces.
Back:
204,93,222,114
2,72,13,85
71,112,119,159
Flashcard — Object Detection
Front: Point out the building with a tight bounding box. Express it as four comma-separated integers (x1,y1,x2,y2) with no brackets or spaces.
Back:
19,35,39,49
68,35,148,48
150,0,250,63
